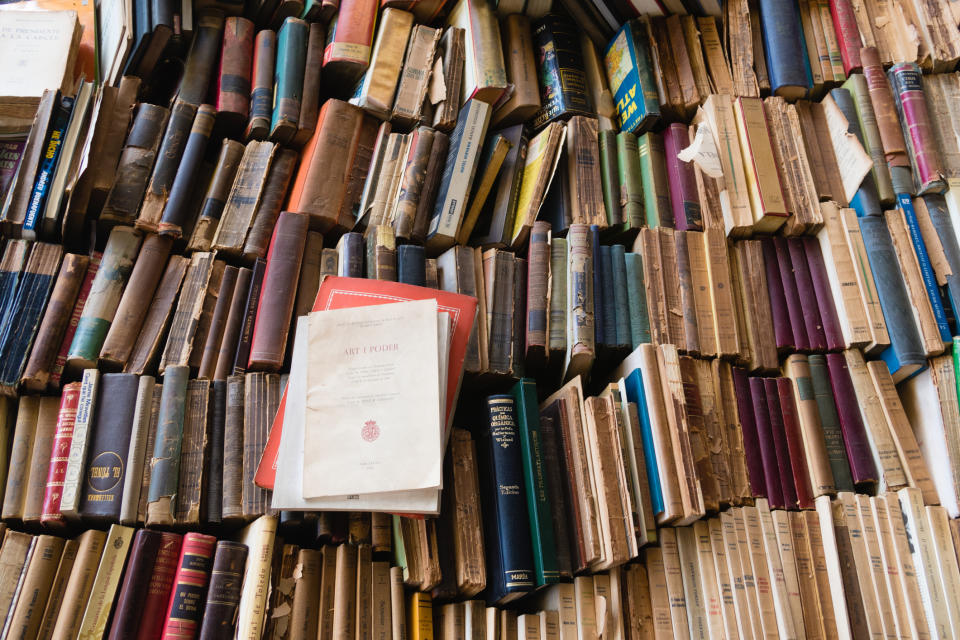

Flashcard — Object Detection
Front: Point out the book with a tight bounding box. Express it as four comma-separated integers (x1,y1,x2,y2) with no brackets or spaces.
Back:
162,532,217,637
446,0,508,105
76,524,134,639
531,14,593,129
492,15,541,128
323,0,379,88
604,20,660,134
510,122,564,249
392,24,441,126
352,8,413,120
107,529,182,639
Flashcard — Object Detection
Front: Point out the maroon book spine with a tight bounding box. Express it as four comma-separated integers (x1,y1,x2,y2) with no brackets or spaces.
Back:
50,252,101,388
786,237,827,351
246,29,277,141
760,238,794,352
40,382,80,526
764,378,798,510
803,237,844,352
828,0,862,74
772,237,810,351
107,529,182,640
162,532,218,639
825,353,879,488
776,377,814,509
663,123,702,231
749,377,784,509
217,16,254,131
731,367,766,498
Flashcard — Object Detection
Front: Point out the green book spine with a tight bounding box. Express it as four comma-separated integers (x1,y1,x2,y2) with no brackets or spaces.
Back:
548,238,567,357
598,130,622,227
637,132,672,229
610,245,631,349
953,337,960,405
842,74,895,205
146,365,190,526
510,378,559,587
624,252,652,347
617,132,644,230
807,354,855,492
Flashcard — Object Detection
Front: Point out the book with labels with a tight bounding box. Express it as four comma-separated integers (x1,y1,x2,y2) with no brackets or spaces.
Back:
8,0,960,637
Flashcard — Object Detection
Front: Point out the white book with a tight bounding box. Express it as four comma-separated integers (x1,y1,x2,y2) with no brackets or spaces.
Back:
814,495,854,640
0,10,80,99
925,505,960,638
898,487,951,639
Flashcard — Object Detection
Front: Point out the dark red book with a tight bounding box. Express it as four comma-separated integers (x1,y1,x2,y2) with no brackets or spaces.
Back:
108,529,183,640
663,123,702,231
803,237,845,352
162,532,217,639
786,237,827,351
760,238,795,352
828,0,863,74
217,17,255,134
776,377,815,509
772,238,810,351
40,382,80,526
764,378,798,510
749,377,784,509
731,367,766,498
825,353,879,489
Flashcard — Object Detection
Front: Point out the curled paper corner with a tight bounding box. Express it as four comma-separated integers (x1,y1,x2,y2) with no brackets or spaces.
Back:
678,122,724,179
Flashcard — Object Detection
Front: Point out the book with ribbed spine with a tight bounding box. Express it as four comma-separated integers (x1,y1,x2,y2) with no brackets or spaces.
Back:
888,63,947,195
40,382,79,526
146,365,190,527
135,100,197,232
162,532,217,637
271,17,309,143
217,17,254,134
59,368,99,519
323,0,379,88
198,541,248,640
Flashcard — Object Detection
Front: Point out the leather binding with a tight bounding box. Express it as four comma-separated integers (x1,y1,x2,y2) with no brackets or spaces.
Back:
663,123,702,231
888,62,947,195
221,375,245,522
335,233,363,278
248,211,308,372
98,103,170,227
187,139,245,252
480,395,535,604
205,381,227,525
245,29,277,141
211,140,277,256
394,128,435,242
771,237,811,351
79,373,139,524
436,246,486,373
731,367,766,498
187,260,228,372
802,237,845,351
825,353,878,488
243,372,279,518
293,22,325,148
217,17,255,135
827,0,862,73
243,149,299,261
294,232,325,319
360,12,417,120
198,266,240,380
565,117,606,228
99,233,173,370
492,15,540,128
288,99,379,233
785,237,828,351
135,100,199,232
66,226,142,371
807,354,854,492
760,238,795,352
158,104,217,238
161,533,217,637
176,380,211,526
107,529,182,640
232,258,266,375
765,378,799,510
5,534,64,639
177,12,225,106
411,131,450,245
777,377,815,509
432,27,465,132
89,77,141,211
749,377,781,508
215,267,252,381
0,242,62,393
757,0,810,100
124,255,189,376
271,17,309,144
322,0,378,88
118,375,155,525
734,240,778,372
39,382,80,527
158,252,221,374
198,540,249,639
398,244,427,287
48,528,106,640
20,253,88,391
58,369,100,520
523,222,550,369
21,396,59,524
146,365,190,527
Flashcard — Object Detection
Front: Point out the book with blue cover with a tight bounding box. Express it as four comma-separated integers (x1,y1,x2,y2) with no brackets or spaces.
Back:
603,20,660,135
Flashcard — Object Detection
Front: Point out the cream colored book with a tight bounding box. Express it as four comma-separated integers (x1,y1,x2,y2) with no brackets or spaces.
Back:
696,94,752,236
879,493,930,640
925,505,960,638
236,515,279,640
817,202,872,348
788,512,826,640
510,122,565,248
803,509,840,639
870,495,920,640
771,510,805,640
573,576,598,640
582,399,614,573
531,583,576,640
692,521,725,640
836,492,887,639
840,208,890,353
76,524,133,640
539,610,559,640
352,8,414,118
645,546,676,640
814,496,854,640
659,529,691,640
706,519,739,640
735,508,770,639
517,614,541,640
854,494,901,638
731,97,789,233
754,500,798,640
465,600,486,640
675,526,710,640
898,487,950,638
718,512,756,640
593,572,625,640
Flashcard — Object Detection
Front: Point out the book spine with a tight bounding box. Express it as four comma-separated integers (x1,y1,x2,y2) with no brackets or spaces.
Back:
785,237,827,350
198,266,240,380
807,354,855,492
136,387,161,523
366,225,397,282
218,17,255,131
119,375,156,526
392,24,440,126
898,195,951,341
243,149,299,261
232,258,267,375
888,63,946,195
146,365,190,527
761,238,795,351
39,383,80,526
394,128,435,242
860,47,910,170
591,226,606,350
161,532,217,638
337,232,364,277
638,132,673,229
203,381,226,525
58,368,99,518
66,227,142,370
22,96,74,236
663,123,702,231
548,237,567,358
221,375,245,521
271,17,309,142
212,140,277,255
731,366,767,497
242,372,278,518
21,397,57,523
397,244,426,287
198,541,249,640
617,132,644,230
611,245,631,349
188,140,245,252
844,73,895,203
322,0,378,83
802,237,846,351
565,224,595,380
748,377,781,507
295,23,326,148
757,0,810,96
531,15,591,128
248,211,308,372
777,377,815,509
764,378,799,510
175,380,210,526
827,0,861,73
158,104,216,238
215,267,252,382
107,529,181,640
623,252,651,348
246,29,277,141
178,12,224,106
158,252,219,373
598,244,616,348
123,256,189,376
599,130,622,226
5,534,65,638
137,100,199,231
825,353,879,487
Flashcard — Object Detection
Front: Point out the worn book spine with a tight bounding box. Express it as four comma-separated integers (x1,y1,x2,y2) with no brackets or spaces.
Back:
563,225,595,381
39,383,80,526
808,354,855,492
48,528,106,640
366,225,397,281
217,17,255,133
214,267,252,381
803,237,846,351
146,365,190,527
136,100,199,232
246,29,277,141
5,534,64,639
99,233,173,369
824,353,878,488
777,377,815,509
323,0,378,86
123,255,189,376
175,380,211,526
484,248,515,375
294,22,325,148
615,133,643,231
784,236,827,350
243,372,278,518
396,244,426,287
198,266,240,381
765,378,799,509
271,17,309,144
199,381,225,526
566,117,606,228
107,529,181,640
158,252,218,374
248,211,308,372
525,221,550,368
99,104,170,226
161,532,217,637
757,0,810,99
232,258,267,375
761,238,795,351
221,375,245,522
243,150,299,261
394,128,436,241
57,368,99,519
212,140,277,256
663,124,702,231
844,73,895,203
198,541,249,640
888,63,946,195
673,231,700,354
392,24,440,126
492,15,540,128
187,139,245,252
37,536,77,638
117,375,156,526
432,26,465,131
293,232,324,319
66,227,142,371
637,132,673,229
177,11,224,105
157,104,216,238
75,524,135,639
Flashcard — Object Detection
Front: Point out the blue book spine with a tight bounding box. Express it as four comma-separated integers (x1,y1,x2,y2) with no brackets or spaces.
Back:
604,21,660,135
757,0,810,97
922,194,960,324
23,96,73,234
898,194,951,342
610,245,631,348
271,17,308,135
397,244,426,287
599,245,616,348
622,369,664,516
0,267,57,386
590,225,604,349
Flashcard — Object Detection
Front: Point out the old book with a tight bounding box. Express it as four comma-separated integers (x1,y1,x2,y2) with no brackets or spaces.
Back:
482,248,515,376
782,354,837,498
47,528,105,639
173,380,210,526
366,225,397,282
216,17,255,134
243,372,279,518
732,97,789,233
143,366,189,527
322,0,378,87
210,140,276,256
234,516,279,639
731,240,778,372
38,386,78,528
270,17,308,144
123,255,189,376
788,511,826,639
107,529,181,639
432,27,466,132
456,134,512,246
765,98,822,234
220,375,246,522
0,531,32,627
294,22,325,148
392,24,441,126
437,246,487,374
161,533,216,637
492,15,540,128
353,8,413,119
198,266,240,380
697,95,752,235
21,396,59,524
186,140,245,252
214,267,253,382
509,122,563,249
36,536,77,639
198,541,249,640
157,252,221,374
246,29,276,141
447,0,507,105
76,524,134,640
604,20,660,134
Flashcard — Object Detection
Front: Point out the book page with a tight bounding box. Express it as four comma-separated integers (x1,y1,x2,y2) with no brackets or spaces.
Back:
303,299,442,498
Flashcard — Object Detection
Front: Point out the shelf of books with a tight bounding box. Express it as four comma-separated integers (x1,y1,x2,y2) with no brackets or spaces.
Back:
2,0,960,637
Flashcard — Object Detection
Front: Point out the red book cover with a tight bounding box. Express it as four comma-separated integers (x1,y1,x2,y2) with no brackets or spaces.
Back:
750,377,784,509
786,238,827,351
824,353,879,488
764,378,798,510
254,276,478,489
663,122,702,231
803,237,845,351
50,252,100,387
323,0,378,69
828,0,862,74
772,237,810,351
40,382,80,525
162,532,217,640
108,529,183,640
776,377,815,509
760,238,795,352
217,17,255,124
731,366,766,498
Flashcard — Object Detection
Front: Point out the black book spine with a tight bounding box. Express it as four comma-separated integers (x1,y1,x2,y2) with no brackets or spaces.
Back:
159,104,216,238
590,225,604,349
178,14,226,107
397,244,426,287
205,380,226,525
537,405,574,578
232,257,267,376
198,541,249,640
338,232,364,278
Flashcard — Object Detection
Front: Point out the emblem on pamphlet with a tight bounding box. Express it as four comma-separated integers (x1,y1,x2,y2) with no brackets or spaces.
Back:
362,419,381,442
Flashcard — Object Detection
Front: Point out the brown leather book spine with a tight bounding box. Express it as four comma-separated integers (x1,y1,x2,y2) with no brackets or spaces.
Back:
860,46,911,169
22,396,60,524
232,258,266,376
186,260,227,371
211,140,277,256
242,148,299,261
136,383,163,524
91,76,141,204
198,540,249,640
99,103,170,226
158,104,217,238
221,375,245,522
246,29,277,141
293,23,325,149
176,380,211,526
242,372,279,518
294,231,324,319
36,537,77,638
21,253,89,391
99,234,173,369
248,211,309,372
411,131,449,245
187,139,246,252
136,100,199,232
366,225,397,282
674,230,700,354
124,255,189,376
217,17,255,135
492,15,540,128
158,252,219,374
199,266,240,380
215,267,253,382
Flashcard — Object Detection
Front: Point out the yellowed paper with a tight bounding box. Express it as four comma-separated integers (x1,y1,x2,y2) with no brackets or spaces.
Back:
822,94,874,203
